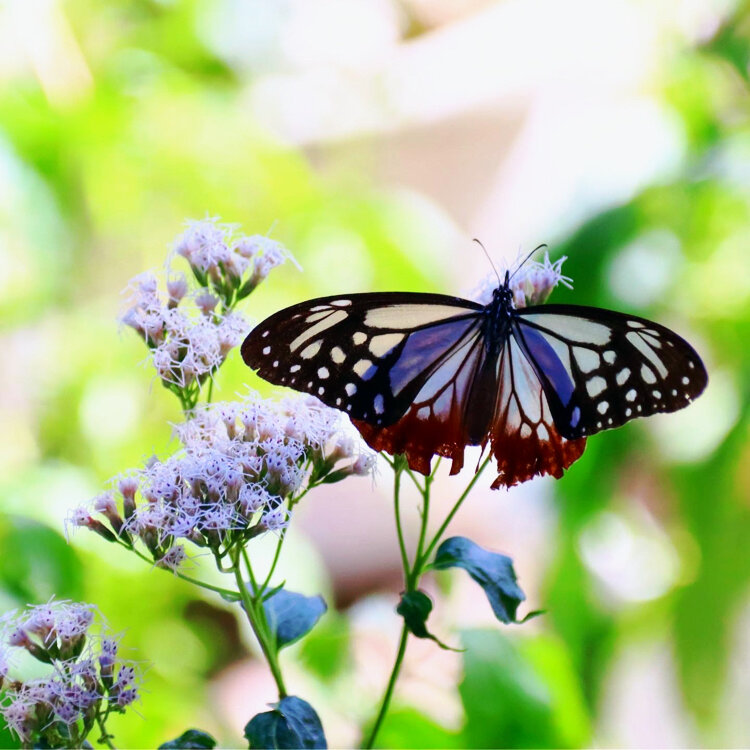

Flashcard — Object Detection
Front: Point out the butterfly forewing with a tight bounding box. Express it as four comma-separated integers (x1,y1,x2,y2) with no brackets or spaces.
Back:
514,304,708,439
241,292,484,426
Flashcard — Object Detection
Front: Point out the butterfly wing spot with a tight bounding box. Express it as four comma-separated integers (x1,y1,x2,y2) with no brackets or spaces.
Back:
300,341,322,359
363,304,468,329
290,364,301,373
336,397,342,405
374,394,385,415
574,347,600,374
262,346,271,355
625,407,632,416
586,376,607,398
317,367,329,379
626,331,668,377
306,310,332,323
681,376,690,385
345,383,357,396
626,389,637,401
597,401,609,414
330,346,346,364
330,299,352,306
353,359,373,377
290,310,348,351
261,330,270,338
369,333,403,357
616,368,631,385
640,364,656,384
603,350,616,364
627,320,645,328
653,389,661,399
353,332,367,345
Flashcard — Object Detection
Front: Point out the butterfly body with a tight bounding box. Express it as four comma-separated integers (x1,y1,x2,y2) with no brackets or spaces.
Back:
242,272,707,488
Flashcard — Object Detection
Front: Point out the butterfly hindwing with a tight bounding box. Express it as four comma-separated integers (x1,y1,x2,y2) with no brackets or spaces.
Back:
485,333,587,487
514,304,708,439
241,292,484,426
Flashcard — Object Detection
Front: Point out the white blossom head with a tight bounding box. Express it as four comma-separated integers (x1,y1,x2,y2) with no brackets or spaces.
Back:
0,600,141,746
471,248,572,308
76,391,374,570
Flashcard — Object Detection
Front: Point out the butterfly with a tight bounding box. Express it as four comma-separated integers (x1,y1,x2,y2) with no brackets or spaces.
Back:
241,264,708,488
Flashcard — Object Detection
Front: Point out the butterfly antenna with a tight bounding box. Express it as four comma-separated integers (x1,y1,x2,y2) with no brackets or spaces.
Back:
473,238,502,285
508,243,547,282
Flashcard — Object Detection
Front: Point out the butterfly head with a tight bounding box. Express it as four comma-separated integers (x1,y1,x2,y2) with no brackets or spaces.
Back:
491,272,515,310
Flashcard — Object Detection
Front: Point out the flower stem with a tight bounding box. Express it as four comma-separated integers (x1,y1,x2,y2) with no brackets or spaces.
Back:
365,456,490,747
417,455,491,572
362,623,409,749
124,544,241,600
393,468,410,576
234,547,288,698
95,712,116,749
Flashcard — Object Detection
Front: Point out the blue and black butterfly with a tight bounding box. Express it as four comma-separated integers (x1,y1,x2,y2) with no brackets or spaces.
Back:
241,266,707,488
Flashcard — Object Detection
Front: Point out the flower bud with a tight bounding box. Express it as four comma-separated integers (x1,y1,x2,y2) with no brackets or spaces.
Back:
166,275,188,307
195,293,219,316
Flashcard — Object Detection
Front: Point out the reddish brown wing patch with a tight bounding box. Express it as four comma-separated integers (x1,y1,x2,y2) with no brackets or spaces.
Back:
489,421,586,489
352,328,487,475
487,336,586,488
354,407,468,476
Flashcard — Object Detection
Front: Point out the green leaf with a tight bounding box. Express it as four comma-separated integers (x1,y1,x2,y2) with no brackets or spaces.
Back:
431,536,526,623
459,629,591,748
263,589,327,650
244,696,327,749
396,590,458,651
159,728,217,749
0,515,84,603
298,611,351,682
365,707,463,749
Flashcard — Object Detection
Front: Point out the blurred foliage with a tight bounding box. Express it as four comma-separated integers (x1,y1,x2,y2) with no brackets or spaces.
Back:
0,1,749,748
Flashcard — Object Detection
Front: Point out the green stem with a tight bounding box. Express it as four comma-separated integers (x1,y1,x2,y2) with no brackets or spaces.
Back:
363,624,409,750
95,712,116,749
393,468,410,577
417,455,491,572
234,548,288,698
366,456,490,748
125,544,240,600
206,377,215,403
259,529,287,594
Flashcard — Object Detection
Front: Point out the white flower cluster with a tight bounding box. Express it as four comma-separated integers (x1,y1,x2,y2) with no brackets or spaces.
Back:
471,250,573,308
174,218,299,293
72,392,376,569
121,271,247,389
0,601,139,746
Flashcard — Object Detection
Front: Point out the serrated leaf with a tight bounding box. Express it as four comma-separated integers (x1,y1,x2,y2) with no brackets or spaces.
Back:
263,589,327,650
431,537,526,624
396,590,458,651
159,728,217,749
244,696,327,749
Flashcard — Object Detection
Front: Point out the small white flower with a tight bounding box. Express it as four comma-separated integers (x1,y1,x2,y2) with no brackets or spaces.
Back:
195,292,219,315
261,506,289,532
470,250,572,308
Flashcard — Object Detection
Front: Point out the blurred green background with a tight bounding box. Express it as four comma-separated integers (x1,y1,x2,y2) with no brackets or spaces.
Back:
0,0,749,747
